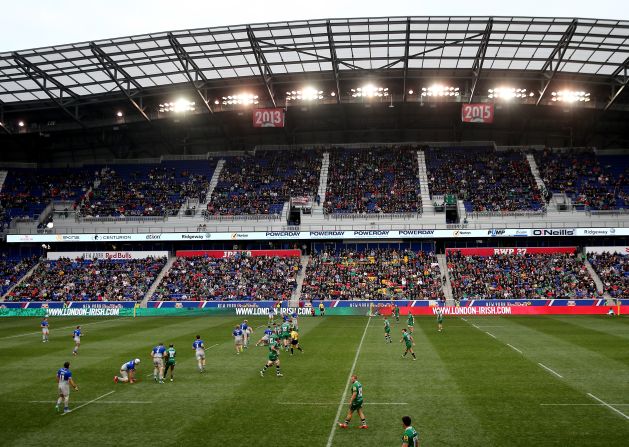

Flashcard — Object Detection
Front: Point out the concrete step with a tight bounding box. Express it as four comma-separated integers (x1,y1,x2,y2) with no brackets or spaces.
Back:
1,260,42,301
140,256,176,307
290,255,310,306
436,254,454,301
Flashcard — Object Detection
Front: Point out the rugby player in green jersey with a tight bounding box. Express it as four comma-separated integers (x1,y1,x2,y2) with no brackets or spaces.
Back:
401,416,420,446
407,312,415,333
338,375,367,429
436,308,444,332
260,338,283,378
280,320,291,352
384,317,392,343
394,304,400,323
164,344,176,382
401,329,417,360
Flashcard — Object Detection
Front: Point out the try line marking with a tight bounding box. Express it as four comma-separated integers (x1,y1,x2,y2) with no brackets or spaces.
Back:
326,317,371,447
506,344,522,354
485,332,497,339
541,403,629,407
61,390,115,415
281,402,408,406
587,393,629,420
538,363,563,378
31,400,151,404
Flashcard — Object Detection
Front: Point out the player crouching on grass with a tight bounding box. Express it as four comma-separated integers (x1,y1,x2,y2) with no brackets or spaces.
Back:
338,375,367,429
255,325,274,347
114,358,140,384
401,329,417,360
260,335,282,377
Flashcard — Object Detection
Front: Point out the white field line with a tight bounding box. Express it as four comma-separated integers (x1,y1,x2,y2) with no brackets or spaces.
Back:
61,390,115,415
1,318,129,340
31,400,151,404
541,403,629,406
506,344,523,354
145,343,220,377
281,402,407,405
538,363,563,378
460,318,467,321
485,332,497,339
326,317,371,447
471,324,480,329
587,393,629,420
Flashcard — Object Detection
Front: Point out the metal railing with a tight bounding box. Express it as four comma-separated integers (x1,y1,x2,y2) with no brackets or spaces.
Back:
324,212,422,220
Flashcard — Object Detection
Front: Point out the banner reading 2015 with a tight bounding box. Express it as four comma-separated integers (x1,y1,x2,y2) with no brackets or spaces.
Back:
461,103,494,123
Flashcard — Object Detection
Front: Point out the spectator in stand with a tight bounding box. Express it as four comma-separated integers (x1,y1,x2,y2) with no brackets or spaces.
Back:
588,252,628,299
153,254,301,301
324,147,421,215
6,257,166,302
447,251,597,300
302,249,442,301
0,255,39,296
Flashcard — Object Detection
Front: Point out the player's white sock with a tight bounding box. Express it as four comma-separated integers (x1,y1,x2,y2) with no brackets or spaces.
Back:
56,397,63,405
64,396,69,407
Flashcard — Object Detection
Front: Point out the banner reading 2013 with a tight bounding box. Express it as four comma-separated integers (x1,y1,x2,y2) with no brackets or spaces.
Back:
253,108,285,127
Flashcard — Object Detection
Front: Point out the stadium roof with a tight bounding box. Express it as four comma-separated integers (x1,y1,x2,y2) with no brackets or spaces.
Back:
1,16,629,122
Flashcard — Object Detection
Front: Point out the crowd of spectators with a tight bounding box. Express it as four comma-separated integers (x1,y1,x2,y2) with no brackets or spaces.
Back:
6,256,167,301
447,251,598,300
534,149,626,210
302,249,443,300
153,254,300,300
0,256,39,296
79,166,211,217
588,252,628,299
324,147,421,214
207,150,322,216
426,148,544,212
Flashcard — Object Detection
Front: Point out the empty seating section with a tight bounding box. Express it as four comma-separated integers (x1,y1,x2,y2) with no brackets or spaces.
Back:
324,147,421,214
447,251,597,300
6,257,167,301
588,252,628,299
79,161,214,217
302,249,442,300
206,150,321,216
426,148,543,212
534,149,628,210
0,256,39,296
152,254,300,300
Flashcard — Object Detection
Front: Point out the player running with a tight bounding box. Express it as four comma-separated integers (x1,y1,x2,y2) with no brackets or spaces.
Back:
71,326,82,355
192,335,206,372
436,308,444,332
384,317,392,343
407,313,415,334
164,344,176,382
233,325,244,354
280,319,291,352
259,336,283,378
114,358,141,383
240,320,252,349
290,328,303,355
56,361,78,413
401,329,417,360
41,318,49,343
401,416,420,447
394,304,400,323
151,342,166,383
338,375,367,429
255,326,274,347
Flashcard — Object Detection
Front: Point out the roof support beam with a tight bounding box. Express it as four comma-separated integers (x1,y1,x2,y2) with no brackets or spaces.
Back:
247,26,277,108
12,53,84,128
536,19,578,106
402,18,411,103
0,102,10,134
89,42,150,122
605,56,629,111
167,33,214,114
326,20,341,104
469,18,493,103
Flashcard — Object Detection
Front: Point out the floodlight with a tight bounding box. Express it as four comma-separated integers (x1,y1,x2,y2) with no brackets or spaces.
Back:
420,85,461,97
550,90,590,103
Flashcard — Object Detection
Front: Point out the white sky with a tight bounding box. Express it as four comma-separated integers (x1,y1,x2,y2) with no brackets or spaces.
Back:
1,0,628,52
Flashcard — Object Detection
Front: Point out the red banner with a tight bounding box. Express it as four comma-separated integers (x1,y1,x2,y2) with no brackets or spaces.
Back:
461,103,494,123
176,249,300,258
252,108,285,128
394,306,629,316
445,247,576,256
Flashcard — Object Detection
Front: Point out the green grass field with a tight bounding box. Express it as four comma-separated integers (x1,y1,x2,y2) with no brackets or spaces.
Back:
0,315,628,446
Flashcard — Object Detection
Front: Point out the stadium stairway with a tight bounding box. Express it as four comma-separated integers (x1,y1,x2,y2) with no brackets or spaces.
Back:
0,170,8,192
140,255,176,307
0,261,41,301
436,254,454,303
583,258,612,300
203,159,225,205
312,152,329,216
417,151,434,214
525,153,548,194
290,255,310,306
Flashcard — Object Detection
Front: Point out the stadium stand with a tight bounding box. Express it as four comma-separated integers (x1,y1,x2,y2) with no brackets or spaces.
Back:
447,251,598,300
588,252,628,299
6,256,167,301
152,254,301,301
426,148,544,212
206,150,321,216
534,149,628,210
0,255,39,296
324,147,421,214
302,248,443,300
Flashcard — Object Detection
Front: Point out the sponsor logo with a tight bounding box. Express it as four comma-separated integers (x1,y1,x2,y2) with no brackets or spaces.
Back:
46,308,121,316
431,307,512,315
582,229,610,236
488,229,506,237
515,230,529,236
231,233,249,240
175,302,183,309
309,231,346,237
223,251,252,258
452,230,472,237
19,235,34,242
181,234,203,240
610,228,616,234
567,300,576,307
399,230,435,236
353,230,390,236
235,307,311,316
145,234,161,240
104,252,132,260
265,232,300,237
531,229,574,236
97,235,132,241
